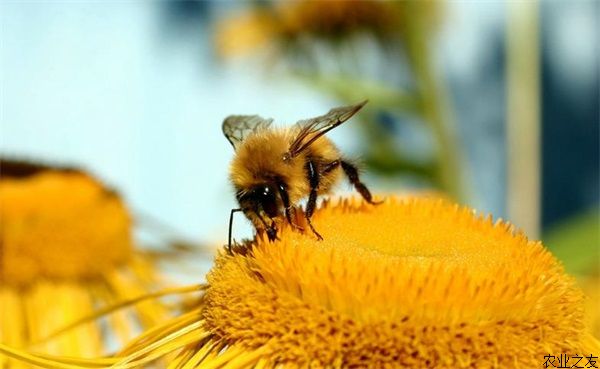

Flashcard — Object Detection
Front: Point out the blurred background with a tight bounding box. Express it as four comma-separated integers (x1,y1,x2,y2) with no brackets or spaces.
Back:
1,0,598,308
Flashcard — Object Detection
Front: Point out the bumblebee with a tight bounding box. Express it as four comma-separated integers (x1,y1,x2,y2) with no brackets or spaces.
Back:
223,100,377,251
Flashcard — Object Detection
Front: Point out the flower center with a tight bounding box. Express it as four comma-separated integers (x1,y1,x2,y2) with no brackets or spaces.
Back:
0,162,133,286
202,197,585,368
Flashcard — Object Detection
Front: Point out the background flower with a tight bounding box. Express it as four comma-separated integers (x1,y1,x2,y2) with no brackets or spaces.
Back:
0,159,192,367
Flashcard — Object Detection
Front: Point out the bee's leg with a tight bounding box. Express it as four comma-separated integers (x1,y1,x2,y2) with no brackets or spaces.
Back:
228,208,242,254
305,160,323,240
266,225,278,242
341,161,381,204
256,213,278,242
277,181,303,231
322,159,340,174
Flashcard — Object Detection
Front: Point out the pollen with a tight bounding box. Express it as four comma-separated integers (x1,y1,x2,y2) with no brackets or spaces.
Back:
112,196,598,369
1,167,132,285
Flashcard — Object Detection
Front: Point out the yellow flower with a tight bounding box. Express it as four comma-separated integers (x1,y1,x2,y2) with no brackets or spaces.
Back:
109,196,598,368
215,1,440,58
0,159,182,367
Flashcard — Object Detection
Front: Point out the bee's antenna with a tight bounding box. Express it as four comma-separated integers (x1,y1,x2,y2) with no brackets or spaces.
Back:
228,208,242,255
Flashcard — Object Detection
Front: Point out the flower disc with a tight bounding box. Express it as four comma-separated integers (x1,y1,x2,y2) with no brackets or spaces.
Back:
202,197,589,368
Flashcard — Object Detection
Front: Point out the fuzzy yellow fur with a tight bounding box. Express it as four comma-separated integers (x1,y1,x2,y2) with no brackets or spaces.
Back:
229,126,342,209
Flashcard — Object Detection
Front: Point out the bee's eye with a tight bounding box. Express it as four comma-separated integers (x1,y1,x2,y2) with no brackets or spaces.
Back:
259,185,279,218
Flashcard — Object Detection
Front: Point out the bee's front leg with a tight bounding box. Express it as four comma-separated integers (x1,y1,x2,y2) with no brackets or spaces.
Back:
253,210,279,242
266,224,278,242
277,181,304,231
305,160,323,241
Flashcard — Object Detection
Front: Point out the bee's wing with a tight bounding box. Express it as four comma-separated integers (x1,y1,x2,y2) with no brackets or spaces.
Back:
222,115,273,149
287,100,367,157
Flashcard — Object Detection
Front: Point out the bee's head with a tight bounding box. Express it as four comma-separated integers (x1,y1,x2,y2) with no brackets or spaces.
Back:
237,184,280,221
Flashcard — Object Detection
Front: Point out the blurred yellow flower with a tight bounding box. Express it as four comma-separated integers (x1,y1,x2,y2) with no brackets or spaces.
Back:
0,159,176,367
216,0,440,58
109,196,598,368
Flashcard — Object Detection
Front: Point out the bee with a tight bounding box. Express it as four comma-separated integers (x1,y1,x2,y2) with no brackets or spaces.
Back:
223,100,378,252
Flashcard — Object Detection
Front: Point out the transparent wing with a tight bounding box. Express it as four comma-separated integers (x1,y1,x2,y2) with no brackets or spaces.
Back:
222,115,273,149
287,100,367,157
